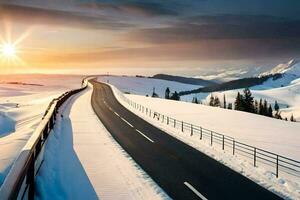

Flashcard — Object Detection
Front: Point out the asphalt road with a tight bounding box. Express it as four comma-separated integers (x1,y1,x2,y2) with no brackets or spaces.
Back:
90,80,282,200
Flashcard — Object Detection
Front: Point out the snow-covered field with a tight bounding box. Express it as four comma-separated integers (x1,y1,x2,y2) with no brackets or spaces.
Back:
35,85,169,200
0,74,83,185
98,75,200,97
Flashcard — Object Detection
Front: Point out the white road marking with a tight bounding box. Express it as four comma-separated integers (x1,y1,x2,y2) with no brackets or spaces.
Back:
121,117,134,128
184,182,208,200
135,129,154,143
114,112,120,117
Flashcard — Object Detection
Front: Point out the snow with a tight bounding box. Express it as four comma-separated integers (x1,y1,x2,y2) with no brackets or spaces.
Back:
0,75,83,186
104,80,300,199
35,85,169,200
97,75,200,97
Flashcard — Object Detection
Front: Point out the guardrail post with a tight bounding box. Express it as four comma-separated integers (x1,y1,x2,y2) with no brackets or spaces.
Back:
233,139,235,155
174,120,176,128
191,124,193,136
181,121,184,132
167,117,169,125
200,127,202,140
27,155,35,200
254,148,257,167
210,131,213,146
276,155,279,178
222,135,225,150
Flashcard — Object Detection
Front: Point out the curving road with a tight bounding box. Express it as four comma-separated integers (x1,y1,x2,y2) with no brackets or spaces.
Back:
90,80,282,200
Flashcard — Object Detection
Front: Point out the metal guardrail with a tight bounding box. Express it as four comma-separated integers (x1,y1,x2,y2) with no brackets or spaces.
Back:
116,90,300,180
0,79,88,200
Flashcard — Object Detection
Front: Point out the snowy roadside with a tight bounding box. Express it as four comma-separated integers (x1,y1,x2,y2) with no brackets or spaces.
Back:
108,83,300,200
0,75,83,186
35,85,169,200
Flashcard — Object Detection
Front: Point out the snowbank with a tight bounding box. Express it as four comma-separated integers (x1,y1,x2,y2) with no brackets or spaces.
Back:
35,85,169,200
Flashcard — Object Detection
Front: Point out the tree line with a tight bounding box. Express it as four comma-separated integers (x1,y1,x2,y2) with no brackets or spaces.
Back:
152,87,296,122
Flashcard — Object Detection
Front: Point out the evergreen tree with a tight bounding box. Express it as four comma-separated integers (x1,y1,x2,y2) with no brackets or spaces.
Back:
290,114,295,122
243,88,254,113
165,87,170,99
227,103,233,110
170,91,180,101
254,100,258,114
274,101,280,112
263,100,268,116
192,97,199,104
258,99,263,115
223,94,227,109
214,96,221,107
209,95,214,106
267,105,273,117
234,92,243,110
152,87,159,98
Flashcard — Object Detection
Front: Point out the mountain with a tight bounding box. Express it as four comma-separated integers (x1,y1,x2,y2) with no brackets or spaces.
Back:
256,59,300,89
260,59,300,76
178,74,281,96
151,74,217,87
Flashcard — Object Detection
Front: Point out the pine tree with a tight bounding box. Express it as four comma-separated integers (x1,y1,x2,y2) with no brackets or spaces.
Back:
258,98,263,115
243,88,254,113
268,105,273,117
254,100,258,114
263,100,268,116
274,101,280,112
192,97,199,104
290,114,295,122
223,94,227,109
227,103,233,110
165,87,170,99
214,96,221,107
152,87,159,98
170,91,180,101
234,92,242,110
209,95,214,106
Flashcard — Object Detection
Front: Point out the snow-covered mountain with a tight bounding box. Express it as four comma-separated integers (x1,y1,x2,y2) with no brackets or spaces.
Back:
261,59,300,76
257,59,300,89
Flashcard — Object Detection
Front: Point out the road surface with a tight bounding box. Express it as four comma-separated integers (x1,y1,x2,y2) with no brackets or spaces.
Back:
91,80,282,200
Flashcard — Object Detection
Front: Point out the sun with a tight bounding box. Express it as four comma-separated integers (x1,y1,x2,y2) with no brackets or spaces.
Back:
1,43,16,57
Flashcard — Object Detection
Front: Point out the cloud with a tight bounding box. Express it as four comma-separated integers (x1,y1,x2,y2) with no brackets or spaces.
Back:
0,3,134,30
127,15,300,43
80,1,179,17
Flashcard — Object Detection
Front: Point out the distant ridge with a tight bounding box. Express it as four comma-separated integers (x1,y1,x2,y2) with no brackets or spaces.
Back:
152,74,217,87
179,74,282,96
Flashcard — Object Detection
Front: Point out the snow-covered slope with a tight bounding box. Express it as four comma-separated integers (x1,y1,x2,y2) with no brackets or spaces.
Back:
0,75,83,185
97,75,200,97
257,59,300,89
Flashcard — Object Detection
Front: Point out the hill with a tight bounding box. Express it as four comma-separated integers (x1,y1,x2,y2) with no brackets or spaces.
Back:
152,74,217,87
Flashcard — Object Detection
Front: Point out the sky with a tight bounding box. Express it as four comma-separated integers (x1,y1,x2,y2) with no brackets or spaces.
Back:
0,0,300,77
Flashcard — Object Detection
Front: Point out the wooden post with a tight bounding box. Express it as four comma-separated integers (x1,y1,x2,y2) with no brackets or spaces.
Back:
191,124,193,136
210,131,213,146
174,120,176,128
181,121,184,132
167,117,169,125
